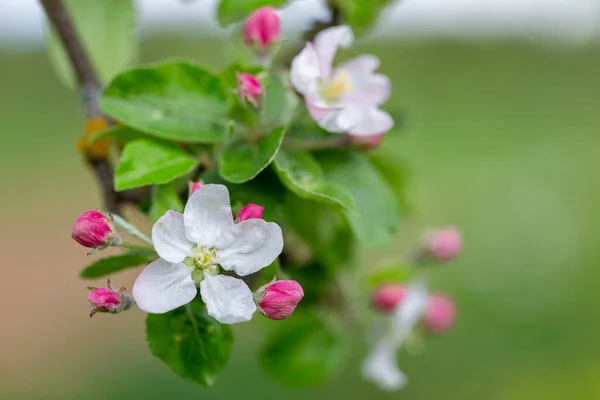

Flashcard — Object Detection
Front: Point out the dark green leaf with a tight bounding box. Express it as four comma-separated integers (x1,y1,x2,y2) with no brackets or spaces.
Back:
273,149,357,213
47,0,135,88
149,183,184,221
261,313,346,387
318,152,400,247
219,126,286,183
217,0,287,26
115,139,199,191
80,253,154,279
101,62,233,143
146,299,233,386
334,0,394,34
263,71,297,127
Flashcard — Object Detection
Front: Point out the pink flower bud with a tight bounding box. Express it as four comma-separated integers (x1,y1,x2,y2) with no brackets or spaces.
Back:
243,6,280,52
72,210,120,250
424,227,463,261
371,283,406,313
238,203,264,221
237,72,263,107
87,279,134,318
188,180,204,196
424,294,456,334
256,280,304,320
349,134,386,151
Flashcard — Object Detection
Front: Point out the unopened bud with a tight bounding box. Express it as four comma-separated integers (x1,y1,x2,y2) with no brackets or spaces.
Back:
87,279,134,318
188,180,204,196
243,6,280,52
237,203,264,221
423,227,462,261
72,210,120,251
371,283,406,313
255,279,304,320
423,294,456,334
237,72,263,107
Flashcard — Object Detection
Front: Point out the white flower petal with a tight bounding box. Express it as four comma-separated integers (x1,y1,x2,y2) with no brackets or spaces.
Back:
339,106,394,137
339,55,391,106
200,274,256,324
219,219,284,276
183,184,234,248
362,340,407,391
313,25,354,79
132,259,197,314
391,282,429,340
305,97,347,133
290,43,321,95
152,211,194,263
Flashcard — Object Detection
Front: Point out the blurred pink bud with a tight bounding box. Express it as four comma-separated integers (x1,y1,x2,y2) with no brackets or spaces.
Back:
238,203,265,221
243,6,280,51
188,180,204,196
371,283,406,313
237,72,263,106
424,227,463,261
72,210,120,250
349,134,386,151
424,294,456,334
256,280,304,320
87,279,133,318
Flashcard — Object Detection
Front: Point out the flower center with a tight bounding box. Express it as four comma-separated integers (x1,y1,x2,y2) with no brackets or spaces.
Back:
319,69,353,103
184,245,220,284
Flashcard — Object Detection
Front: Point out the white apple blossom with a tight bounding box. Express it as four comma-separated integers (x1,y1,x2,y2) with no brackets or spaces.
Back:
362,282,428,391
290,25,393,137
132,184,284,324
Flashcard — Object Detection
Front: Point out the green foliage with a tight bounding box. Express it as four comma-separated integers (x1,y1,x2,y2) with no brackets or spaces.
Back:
146,299,234,386
101,62,233,143
219,126,286,183
261,313,346,387
274,149,357,213
319,152,400,247
88,125,149,148
217,0,288,26
114,139,198,191
80,253,154,279
332,0,394,34
149,183,184,221
263,71,297,128
47,0,135,88
368,265,413,288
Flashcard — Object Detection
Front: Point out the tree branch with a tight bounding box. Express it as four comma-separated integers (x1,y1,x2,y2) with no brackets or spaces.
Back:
40,0,146,214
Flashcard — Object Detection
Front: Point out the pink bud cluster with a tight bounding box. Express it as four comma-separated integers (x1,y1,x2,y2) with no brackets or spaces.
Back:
72,210,120,251
255,279,304,320
88,279,134,318
371,284,456,334
237,72,263,107
423,227,463,262
243,7,280,53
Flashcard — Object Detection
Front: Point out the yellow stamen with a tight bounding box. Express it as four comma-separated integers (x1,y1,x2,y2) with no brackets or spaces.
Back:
320,69,353,103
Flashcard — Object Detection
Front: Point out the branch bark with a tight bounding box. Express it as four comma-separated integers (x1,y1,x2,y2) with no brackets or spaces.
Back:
40,0,145,213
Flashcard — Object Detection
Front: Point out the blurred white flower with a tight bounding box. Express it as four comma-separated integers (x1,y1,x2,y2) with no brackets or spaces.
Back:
132,184,283,324
362,282,429,391
290,25,393,137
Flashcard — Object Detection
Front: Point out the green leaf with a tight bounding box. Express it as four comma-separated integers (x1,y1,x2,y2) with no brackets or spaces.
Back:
80,253,154,279
368,265,413,289
101,62,233,143
47,0,135,88
115,139,198,191
217,0,287,26
334,0,394,34
369,146,413,213
263,71,297,127
273,149,357,213
261,314,346,387
318,152,399,247
149,183,184,221
88,125,149,148
283,193,353,270
219,126,286,183
146,299,233,386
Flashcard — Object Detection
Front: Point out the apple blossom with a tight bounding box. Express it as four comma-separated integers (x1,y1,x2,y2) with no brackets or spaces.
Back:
290,25,393,137
243,6,280,52
424,227,463,261
237,72,263,107
237,203,264,221
132,184,284,324
88,279,134,318
255,279,304,320
424,294,457,334
72,210,121,251
188,180,204,196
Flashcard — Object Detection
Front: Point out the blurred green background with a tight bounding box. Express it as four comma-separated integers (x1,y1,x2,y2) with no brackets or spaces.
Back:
2,33,600,399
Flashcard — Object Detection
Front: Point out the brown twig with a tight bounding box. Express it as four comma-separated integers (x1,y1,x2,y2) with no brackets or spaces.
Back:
40,0,145,213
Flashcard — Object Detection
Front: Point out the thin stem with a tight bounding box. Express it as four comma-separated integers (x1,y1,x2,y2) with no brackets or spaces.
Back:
120,242,156,255
112,214,154,246
283,135,351,151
